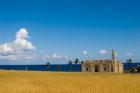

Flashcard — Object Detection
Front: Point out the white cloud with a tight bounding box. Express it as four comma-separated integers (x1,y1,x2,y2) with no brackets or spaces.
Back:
99,49,108,54
0,28,36,61
126,52,133,57
43,53,68,61
14,37,35,50
16,28,28,39
82,50,87,55
0,43,13,55
51,53,63,59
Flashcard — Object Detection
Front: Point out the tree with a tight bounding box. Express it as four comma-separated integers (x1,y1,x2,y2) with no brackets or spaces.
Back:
127,59,133,63
46,62,50,66
68,60,73,71
68,60,73,65
57,65,61,71
81,61,84,64
46,62,50,70
74,58,79,64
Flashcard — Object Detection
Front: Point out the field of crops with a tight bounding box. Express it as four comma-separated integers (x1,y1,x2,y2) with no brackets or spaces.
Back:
0,70,140,93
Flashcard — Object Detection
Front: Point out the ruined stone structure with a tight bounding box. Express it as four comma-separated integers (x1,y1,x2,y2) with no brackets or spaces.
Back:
82,49,123,73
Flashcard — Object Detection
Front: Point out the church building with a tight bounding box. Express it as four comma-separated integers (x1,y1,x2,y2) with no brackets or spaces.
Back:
82,49,123,73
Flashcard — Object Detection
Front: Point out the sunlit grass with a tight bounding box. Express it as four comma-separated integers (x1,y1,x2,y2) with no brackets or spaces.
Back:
0,70,140,93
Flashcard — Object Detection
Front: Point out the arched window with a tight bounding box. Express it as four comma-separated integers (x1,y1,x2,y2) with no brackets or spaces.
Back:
85,65,90,72
104,67,107,71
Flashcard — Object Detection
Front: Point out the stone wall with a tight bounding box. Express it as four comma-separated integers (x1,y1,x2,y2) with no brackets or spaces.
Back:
82,60,123,73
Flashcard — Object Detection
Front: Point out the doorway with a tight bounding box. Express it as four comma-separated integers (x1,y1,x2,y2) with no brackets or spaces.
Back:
86,68,89,71
95,65,99,72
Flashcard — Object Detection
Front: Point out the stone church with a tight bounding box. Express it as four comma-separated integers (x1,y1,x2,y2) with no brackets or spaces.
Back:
82,49,123,73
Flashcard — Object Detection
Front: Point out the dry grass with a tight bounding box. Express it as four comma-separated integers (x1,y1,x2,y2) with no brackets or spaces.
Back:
0,70,140,93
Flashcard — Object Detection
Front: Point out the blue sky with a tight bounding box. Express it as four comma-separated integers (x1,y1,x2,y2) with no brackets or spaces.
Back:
0,0,140,64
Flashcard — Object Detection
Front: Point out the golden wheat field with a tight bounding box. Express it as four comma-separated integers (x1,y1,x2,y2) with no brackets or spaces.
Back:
0,70,140,93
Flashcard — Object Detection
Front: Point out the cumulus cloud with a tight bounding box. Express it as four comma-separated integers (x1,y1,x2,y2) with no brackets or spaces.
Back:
0,28,36,61
99,49,108,54
82,50,88,55
14,28,35,50
14,37,35,50
0,43,13,56
16,28,29,39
